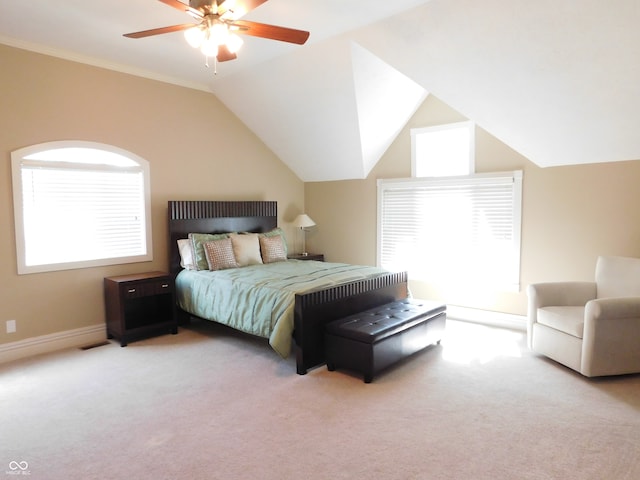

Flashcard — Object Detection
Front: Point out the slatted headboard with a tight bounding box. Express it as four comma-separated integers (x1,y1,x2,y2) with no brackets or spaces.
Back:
168,200,278,277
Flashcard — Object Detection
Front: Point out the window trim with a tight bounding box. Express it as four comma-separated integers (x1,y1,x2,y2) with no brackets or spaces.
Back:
11,140,153,274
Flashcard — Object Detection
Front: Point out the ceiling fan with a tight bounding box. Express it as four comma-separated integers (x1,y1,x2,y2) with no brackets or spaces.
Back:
124,0,310,65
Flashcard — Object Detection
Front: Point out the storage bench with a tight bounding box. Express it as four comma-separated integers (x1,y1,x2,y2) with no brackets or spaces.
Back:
324,298,446,383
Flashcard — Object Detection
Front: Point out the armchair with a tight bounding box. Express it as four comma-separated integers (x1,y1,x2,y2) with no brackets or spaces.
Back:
527,255,640,377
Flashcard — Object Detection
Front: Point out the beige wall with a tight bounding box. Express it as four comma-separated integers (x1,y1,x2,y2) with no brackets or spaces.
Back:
306,95,640,316
0,45,304,345
3,44,640,347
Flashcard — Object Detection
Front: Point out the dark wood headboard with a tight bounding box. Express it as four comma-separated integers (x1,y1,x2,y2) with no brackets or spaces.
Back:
168,200,278,277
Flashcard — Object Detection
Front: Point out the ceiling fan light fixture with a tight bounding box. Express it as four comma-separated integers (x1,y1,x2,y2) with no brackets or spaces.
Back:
226,33,243,53
200,36,219,57
124,0,310,67
184,25,205,48
210,22,229,45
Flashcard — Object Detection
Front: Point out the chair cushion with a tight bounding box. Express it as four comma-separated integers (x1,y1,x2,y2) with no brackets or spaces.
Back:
537,306,585,338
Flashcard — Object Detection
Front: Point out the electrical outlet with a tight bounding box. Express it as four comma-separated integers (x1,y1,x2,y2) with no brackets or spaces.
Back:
6,320,16,334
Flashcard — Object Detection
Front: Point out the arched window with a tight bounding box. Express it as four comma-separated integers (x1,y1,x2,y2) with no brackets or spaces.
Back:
12,141,152,274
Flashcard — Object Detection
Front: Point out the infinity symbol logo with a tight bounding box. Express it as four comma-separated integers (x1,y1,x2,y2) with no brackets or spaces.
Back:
8,461,29,471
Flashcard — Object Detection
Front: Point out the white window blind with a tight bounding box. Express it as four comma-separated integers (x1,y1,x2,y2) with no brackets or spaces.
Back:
377,171,522,290
12,142,152,274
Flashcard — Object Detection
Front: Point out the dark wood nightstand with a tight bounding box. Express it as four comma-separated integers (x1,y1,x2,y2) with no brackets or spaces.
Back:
104,271,177,346
288,253,324,261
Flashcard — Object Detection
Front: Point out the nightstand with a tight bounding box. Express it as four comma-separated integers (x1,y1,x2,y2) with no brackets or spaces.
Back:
104,271,177,346
288,253,324,262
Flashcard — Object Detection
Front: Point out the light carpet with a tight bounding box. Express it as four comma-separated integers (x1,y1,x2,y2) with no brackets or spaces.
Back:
1,319,639,480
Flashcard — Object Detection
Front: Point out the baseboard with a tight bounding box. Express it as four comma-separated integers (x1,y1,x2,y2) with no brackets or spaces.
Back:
0,324,106,364
446,305,526,332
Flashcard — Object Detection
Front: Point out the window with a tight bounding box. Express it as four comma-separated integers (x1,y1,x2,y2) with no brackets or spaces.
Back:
411,121,475,177
378,171,523,291
12,141,152,274
383,121,522,290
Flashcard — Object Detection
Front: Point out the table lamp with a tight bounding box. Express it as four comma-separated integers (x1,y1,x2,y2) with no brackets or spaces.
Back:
293,214,316,256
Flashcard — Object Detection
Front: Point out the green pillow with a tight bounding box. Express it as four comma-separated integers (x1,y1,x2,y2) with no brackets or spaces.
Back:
189,232,231,270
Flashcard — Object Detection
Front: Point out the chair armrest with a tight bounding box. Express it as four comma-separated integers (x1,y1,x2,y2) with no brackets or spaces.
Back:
582,297,640,376
585,297,640,320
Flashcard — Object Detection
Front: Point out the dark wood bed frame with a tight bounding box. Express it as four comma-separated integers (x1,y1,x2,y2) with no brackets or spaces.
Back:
168,200,408,375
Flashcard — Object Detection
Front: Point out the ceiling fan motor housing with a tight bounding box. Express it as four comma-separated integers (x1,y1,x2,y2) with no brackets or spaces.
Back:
190,0,217,13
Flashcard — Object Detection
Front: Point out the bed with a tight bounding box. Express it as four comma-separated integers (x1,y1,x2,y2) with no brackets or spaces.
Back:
168,200,408,375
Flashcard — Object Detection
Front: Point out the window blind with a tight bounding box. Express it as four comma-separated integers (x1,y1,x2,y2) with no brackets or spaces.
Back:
377,171,522,290
20,162,146,267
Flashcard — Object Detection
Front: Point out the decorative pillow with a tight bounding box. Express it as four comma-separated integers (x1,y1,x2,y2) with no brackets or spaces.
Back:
259,235,287,264
189,232,230,270
177,239,196,270
229,233,263,267
203,238,238,271
260,228,288,256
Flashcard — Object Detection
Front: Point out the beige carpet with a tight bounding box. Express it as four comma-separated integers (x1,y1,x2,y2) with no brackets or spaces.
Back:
1,319,639,480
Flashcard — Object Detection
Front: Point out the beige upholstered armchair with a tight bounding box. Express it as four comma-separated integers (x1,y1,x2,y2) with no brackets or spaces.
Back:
527,255,640,377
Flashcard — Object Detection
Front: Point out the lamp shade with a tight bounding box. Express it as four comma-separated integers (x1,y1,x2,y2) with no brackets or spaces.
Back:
184,26,205,48
293,214,316,229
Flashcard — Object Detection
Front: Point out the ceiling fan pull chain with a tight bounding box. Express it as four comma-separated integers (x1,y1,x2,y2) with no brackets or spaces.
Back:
203,56,218,75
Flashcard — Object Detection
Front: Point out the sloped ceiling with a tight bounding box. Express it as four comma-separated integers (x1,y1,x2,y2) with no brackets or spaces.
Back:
1,0,639,181
370,0,640,170
209,39,427,181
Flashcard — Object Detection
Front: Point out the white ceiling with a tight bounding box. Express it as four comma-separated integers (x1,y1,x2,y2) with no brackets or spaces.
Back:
1,0,639,181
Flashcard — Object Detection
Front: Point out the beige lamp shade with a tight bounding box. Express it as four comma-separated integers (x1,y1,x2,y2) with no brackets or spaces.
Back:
293,214,316,229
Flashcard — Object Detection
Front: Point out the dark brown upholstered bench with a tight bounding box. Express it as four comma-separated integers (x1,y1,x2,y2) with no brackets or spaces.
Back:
324,298,446,383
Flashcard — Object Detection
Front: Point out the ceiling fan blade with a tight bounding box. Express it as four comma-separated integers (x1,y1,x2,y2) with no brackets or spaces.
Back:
216,44,238,62
218,0,268,19
158,0,203,18
123,24,196,39
230,20,310,45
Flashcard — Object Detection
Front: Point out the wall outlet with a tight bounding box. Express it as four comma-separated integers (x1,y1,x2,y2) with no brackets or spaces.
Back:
6,320,16,334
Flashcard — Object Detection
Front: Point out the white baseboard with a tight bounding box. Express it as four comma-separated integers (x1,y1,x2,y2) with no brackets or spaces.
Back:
446,305,526,332
0,324,106,364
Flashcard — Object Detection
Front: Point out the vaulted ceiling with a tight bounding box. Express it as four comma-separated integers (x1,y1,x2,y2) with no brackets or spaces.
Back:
1,0,639,181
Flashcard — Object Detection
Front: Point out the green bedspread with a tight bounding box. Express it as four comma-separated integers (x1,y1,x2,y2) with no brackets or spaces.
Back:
175,260,387,358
